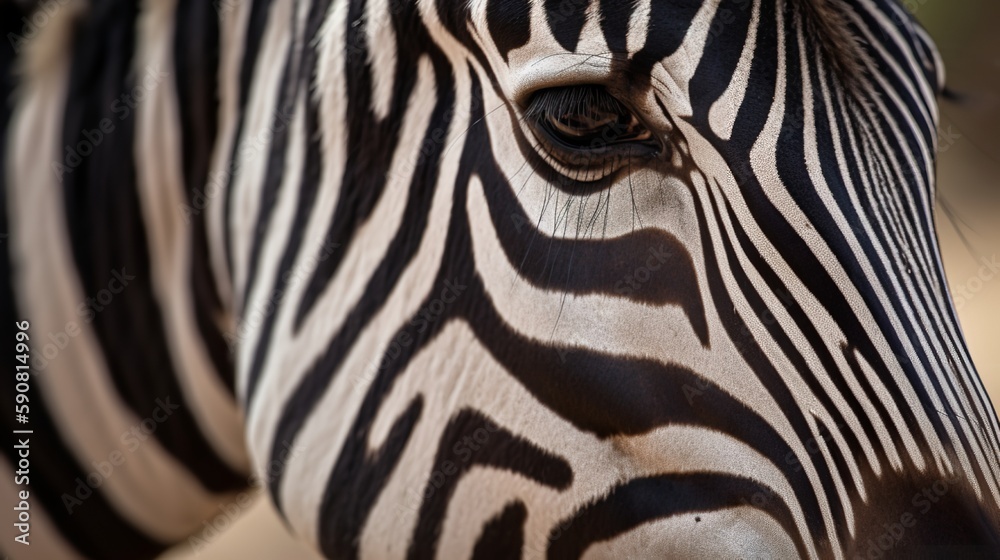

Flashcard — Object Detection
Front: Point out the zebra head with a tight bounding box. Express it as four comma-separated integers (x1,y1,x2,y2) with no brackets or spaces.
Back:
4,0,999,558
248,0,998,557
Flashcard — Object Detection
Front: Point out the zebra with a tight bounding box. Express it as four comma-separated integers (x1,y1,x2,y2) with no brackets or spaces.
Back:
1,0,999,557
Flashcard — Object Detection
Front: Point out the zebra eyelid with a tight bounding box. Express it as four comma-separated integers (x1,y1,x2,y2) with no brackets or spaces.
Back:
521,85,665,182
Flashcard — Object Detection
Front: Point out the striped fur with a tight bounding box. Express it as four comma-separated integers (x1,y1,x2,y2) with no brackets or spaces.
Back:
2,0,999,558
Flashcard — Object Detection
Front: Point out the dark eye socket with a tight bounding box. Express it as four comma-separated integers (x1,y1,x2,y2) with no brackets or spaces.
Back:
525,86,657,151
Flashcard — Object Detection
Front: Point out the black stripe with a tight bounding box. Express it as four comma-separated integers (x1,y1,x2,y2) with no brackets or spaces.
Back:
242,0,335,405
846,465,1000,557
688,0,754,111
720,194,891,546
471,501,528,560
597,0,634,57
546,473,805,559
241,25,328,409
629,0,703,83
486,0,531,63
853,2,937,150
779,16,963,473
812,415,860,548
542,0,589,53
825,92,950,462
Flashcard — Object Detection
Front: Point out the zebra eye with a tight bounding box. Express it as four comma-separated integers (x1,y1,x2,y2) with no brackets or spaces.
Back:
544,104,652,145
524,86,660,179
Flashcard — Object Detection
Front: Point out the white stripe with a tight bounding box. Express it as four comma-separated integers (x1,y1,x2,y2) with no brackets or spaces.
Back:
367,0,398,120
626,0,652,54
708,0,760,140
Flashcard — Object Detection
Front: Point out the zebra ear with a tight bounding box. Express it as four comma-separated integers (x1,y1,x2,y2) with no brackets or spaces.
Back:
790,0,872,91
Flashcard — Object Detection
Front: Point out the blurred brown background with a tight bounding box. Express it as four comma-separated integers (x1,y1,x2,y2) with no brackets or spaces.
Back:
159,3,1000,558
925,0,1000,415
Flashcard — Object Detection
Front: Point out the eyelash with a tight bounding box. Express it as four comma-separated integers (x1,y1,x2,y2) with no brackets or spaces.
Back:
523,86,662,181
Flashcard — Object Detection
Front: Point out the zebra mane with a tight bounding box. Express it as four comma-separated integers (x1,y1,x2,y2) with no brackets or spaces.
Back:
791,0,873,92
